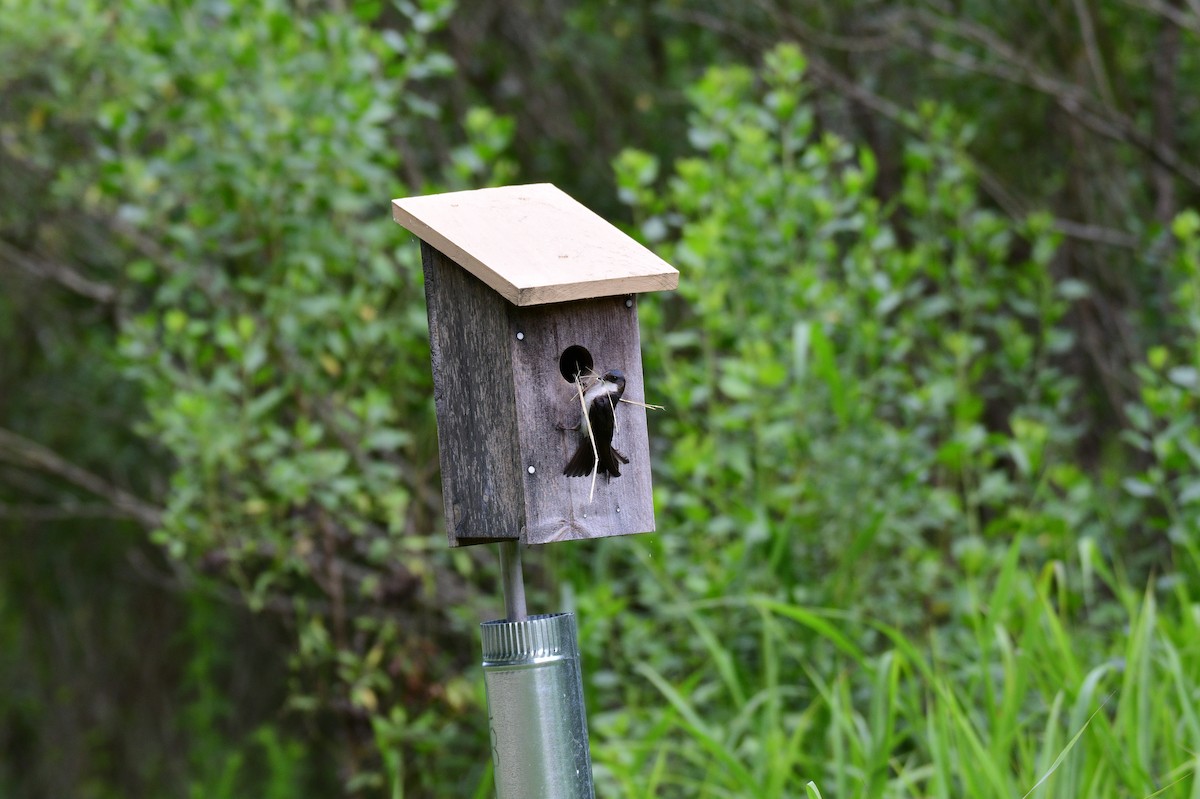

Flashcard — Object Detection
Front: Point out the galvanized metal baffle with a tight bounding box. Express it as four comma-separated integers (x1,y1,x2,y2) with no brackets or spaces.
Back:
481,541,594,798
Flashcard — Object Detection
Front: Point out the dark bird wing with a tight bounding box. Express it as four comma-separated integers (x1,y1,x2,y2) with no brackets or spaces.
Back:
563,395,623,477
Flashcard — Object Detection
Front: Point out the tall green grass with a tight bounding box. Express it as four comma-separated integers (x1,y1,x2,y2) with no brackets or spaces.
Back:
590,541,1200,798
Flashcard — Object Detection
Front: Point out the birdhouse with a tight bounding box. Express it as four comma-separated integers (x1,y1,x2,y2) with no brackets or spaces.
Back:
392,183,679,547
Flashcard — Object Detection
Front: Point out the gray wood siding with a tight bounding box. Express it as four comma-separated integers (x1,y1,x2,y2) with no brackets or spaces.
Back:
422,243,524,546
508,297,655,544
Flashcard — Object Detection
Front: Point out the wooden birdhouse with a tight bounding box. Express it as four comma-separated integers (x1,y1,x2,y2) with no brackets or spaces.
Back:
392,183,679,547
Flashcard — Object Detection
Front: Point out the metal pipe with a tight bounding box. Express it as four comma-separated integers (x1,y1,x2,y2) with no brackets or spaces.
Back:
481,612,595,799
498,540,527,621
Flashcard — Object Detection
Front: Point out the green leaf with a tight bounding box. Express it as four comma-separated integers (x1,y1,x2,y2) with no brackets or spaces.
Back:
1122,477,1157,498
1171,209,1200,240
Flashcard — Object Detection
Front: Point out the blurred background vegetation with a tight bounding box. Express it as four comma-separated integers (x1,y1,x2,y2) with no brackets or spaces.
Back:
1,0,1198,796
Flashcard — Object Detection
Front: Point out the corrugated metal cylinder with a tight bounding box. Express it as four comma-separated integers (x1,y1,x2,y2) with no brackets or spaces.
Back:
480,612,595,799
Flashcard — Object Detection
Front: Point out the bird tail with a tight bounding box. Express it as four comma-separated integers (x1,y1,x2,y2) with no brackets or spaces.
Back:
563,442,628,477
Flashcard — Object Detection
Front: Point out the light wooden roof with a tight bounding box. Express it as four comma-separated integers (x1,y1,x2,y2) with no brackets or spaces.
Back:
392,183,679,307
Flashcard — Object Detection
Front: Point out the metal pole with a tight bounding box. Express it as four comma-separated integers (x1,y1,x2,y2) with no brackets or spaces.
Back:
497,540,527,621
481,541,595,798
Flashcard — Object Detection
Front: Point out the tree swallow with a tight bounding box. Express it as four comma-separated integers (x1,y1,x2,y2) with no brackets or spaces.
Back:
564,369,629,478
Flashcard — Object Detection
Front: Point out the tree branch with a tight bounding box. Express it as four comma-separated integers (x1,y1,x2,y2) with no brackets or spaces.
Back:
664,3,1145,252
900,13,1200,190
1118,0,1200,35
1071,0,1116,106
0,238,118,304
1051,219,1140,249
1151,0,1182,225
0,427,161,528
0,503,137,521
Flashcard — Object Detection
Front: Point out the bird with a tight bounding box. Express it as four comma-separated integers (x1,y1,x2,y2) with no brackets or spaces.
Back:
563,369,630,478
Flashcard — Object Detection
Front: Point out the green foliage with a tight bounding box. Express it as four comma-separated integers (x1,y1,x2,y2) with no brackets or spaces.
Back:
186,726,312,799
1123,211,1200,555
93,0,440,561
0,525,320,799
593,544,1200,798
1,0,502,794
615,45,1087,622
4,1,1200,796
180,591,315,799
91,0,503,792
575,43,1199,798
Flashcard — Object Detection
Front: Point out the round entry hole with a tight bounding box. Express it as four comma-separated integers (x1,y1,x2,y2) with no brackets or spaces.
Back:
559,345,594,383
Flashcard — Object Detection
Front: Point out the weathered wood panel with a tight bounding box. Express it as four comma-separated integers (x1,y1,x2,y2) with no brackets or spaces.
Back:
422,243,657,547
422,243,525,546
394,184,679,307
508,296,656,544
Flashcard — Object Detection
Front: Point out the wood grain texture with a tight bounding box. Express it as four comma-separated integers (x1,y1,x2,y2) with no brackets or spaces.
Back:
422,244,657,547
508,296,656,544
422,243,524,546
393,184,679,307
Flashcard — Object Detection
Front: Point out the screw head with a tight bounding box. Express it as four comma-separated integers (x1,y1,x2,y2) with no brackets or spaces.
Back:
527,465,535,474
516,331,525,341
